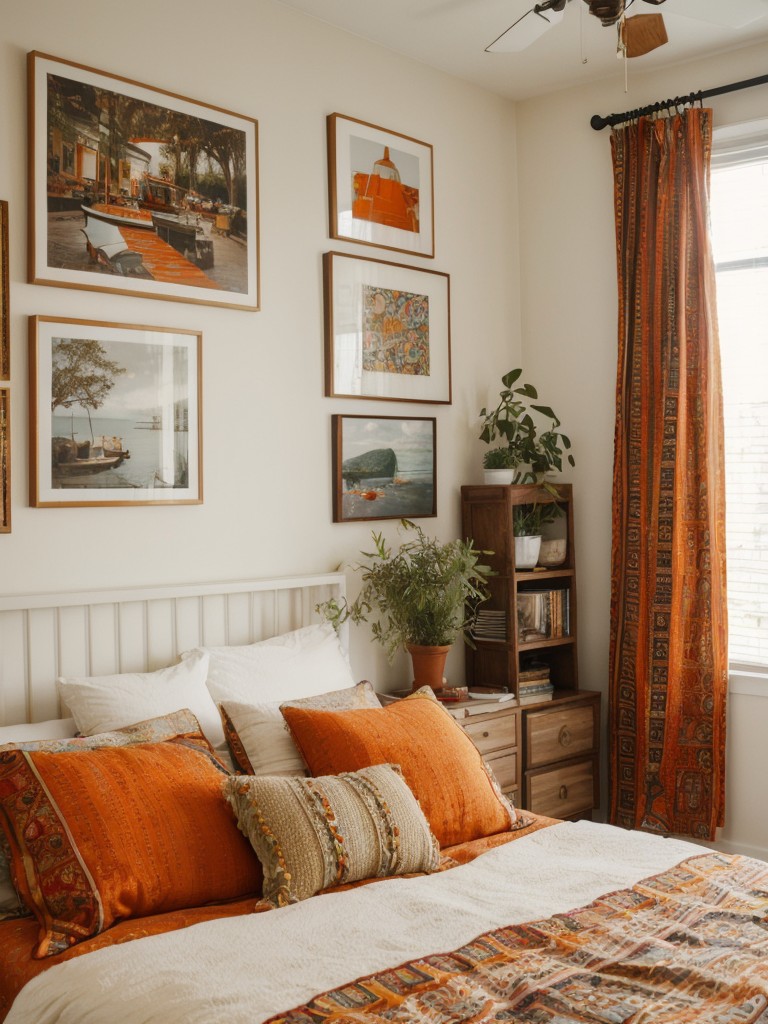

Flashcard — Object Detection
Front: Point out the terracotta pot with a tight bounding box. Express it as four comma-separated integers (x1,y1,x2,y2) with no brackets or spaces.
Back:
407,643,451,692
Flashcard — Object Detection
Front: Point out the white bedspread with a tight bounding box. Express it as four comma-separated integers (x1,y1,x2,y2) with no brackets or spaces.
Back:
7,821,702,1024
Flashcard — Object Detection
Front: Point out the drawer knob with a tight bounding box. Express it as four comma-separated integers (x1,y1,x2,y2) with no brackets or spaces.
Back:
559,784,569,800
482,730,490,738
558,726,572,747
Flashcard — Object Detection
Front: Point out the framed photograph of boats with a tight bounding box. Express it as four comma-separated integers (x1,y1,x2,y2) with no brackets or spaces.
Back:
332,414,436,523
29,316,202,508
324,251,451,404
28,51,259,311
0,388,9,533
327,113,434,258
1,201,9,381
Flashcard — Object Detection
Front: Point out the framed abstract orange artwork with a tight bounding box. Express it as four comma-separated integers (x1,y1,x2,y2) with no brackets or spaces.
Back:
327,114,434,259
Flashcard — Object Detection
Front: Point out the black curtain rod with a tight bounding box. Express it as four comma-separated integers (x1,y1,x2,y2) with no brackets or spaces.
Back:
590,72,768,131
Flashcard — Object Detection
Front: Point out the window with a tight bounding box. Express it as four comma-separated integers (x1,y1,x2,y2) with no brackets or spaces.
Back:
710,120,768,673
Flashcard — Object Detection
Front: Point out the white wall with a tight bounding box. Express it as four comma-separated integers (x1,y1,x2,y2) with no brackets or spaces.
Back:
0,0,521,690
516,40,768,859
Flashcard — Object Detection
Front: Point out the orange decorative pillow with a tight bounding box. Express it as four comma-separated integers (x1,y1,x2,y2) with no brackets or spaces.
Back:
0,738,262,958
281,689,516,848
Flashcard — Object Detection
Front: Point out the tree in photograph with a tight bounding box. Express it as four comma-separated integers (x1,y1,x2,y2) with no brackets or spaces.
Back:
51,338,126,441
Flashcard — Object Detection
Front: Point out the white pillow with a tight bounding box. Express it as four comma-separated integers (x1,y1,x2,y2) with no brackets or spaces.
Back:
220,681,381,776
56,650,224,748
189,622,355,704
0,718,76,744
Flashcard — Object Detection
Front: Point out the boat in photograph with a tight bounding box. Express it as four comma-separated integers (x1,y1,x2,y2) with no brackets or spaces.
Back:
52,436,130,479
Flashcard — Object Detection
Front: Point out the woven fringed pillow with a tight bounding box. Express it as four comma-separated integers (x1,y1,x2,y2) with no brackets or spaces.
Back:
225,764,440,906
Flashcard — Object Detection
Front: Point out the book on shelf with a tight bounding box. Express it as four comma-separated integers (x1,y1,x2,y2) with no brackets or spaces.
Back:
517,587,570,643
518,659,551,683
519,680,555,696
469,609,507,642
518,686,555,705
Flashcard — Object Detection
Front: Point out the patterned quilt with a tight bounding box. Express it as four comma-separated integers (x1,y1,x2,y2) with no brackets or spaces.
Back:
268,852,768,1023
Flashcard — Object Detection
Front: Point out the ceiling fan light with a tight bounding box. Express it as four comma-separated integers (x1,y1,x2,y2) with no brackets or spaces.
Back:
622,13,668,57
485,6,564,53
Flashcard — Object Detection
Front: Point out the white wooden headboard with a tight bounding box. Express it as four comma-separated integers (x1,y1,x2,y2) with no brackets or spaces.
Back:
0,573,346,727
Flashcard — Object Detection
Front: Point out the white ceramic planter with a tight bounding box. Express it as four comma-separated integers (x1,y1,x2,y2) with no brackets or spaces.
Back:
514,534,542,569
483,468,516,485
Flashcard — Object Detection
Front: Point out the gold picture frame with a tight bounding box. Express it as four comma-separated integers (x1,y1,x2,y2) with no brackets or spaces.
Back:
30,316,203,508
1,200,9,381
0,388,9,533
28,51,259,310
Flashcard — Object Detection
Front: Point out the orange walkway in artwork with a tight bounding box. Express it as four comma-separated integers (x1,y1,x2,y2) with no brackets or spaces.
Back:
119,226,218,289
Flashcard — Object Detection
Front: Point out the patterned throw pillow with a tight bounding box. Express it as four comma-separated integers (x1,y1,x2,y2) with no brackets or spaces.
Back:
225,764,440,906
220,680,382,775
0,709,215,921
0,724,260,957
281,688,517,849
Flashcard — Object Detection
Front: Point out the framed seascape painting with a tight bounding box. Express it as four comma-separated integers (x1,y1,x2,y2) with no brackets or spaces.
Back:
324,251,451,404
1,201,9,380
0,389,9,533
327,113,434,258
332,414,436,523
28,52,259,310
29,317,202,508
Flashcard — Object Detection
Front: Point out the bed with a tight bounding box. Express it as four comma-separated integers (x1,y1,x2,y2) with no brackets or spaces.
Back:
1,576,766,1024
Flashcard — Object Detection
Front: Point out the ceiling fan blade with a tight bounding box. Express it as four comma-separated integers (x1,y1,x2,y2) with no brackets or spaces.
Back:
664,0,768,29
623,12,668,56
485,6,565,53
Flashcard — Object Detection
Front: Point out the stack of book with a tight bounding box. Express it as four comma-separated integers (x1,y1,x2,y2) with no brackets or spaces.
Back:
517,587,570,643
470,609,507,642
518,659,554,704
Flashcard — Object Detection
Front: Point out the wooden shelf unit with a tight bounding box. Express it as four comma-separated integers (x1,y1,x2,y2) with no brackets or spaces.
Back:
460,483,600,819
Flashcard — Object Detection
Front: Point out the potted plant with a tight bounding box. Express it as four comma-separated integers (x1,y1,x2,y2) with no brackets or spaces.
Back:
512,503,559,568
479,368,575,485
319,520,492,691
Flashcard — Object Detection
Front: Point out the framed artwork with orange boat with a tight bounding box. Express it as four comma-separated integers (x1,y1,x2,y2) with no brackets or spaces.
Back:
327,114,434,258
332,414,436,523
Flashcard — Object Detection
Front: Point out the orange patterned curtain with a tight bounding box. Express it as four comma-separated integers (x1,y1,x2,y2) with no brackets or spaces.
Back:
608,108,728,841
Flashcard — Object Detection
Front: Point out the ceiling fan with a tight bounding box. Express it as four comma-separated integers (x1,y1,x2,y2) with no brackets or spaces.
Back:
486,0,669,58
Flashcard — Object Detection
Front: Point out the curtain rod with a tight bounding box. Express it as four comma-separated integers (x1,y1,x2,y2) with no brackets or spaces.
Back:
590,73,768,131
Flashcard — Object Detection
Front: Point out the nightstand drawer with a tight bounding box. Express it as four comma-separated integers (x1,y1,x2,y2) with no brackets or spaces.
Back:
525,757,596,818
485,749,518,792
462,709,519,756
525,702,596,769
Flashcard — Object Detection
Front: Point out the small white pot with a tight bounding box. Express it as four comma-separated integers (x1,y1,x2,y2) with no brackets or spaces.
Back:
514,535,542,569
483,468,516,485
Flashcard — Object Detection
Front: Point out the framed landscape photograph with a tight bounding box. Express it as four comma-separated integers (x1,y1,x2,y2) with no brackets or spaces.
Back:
29,316,202,507
1,200,9,380
332,414,436,523
327,113,434,258
28,51,259,310
1,388,9,532
324,251,451,404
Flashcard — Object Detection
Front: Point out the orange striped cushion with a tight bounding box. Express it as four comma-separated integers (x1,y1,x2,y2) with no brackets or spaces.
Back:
281,690,516,848
0,739,262,957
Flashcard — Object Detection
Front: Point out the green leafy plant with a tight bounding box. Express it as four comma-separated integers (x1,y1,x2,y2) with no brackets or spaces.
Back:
512,503,559,537
317,520,493,661
482,445,519,470
479,368,575,482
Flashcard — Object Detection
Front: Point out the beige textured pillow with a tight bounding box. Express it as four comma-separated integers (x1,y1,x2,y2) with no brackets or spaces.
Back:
224,764,440,906
219,680,381,776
